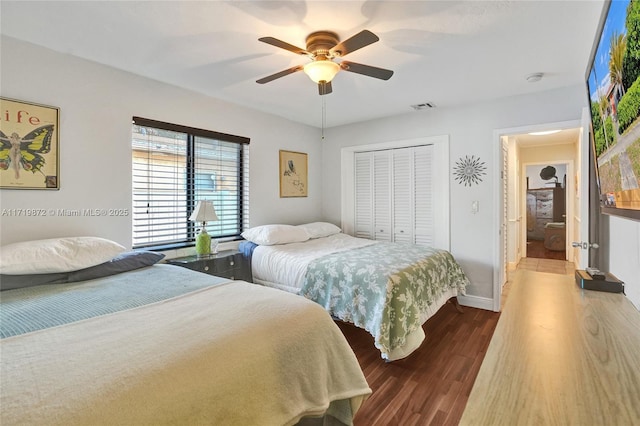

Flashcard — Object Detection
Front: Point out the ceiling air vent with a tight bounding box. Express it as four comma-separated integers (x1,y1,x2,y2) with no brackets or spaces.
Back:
411,102,436,110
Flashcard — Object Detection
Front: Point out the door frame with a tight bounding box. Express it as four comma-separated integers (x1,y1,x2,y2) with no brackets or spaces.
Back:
493,119,582,312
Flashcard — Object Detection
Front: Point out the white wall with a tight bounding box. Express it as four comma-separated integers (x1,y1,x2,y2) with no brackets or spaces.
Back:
519,145,577,172
0,36,323,248
322,86,595,302
605,216,640,310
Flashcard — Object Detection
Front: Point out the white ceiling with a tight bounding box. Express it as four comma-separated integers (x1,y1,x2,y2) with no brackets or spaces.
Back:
0,1,604,129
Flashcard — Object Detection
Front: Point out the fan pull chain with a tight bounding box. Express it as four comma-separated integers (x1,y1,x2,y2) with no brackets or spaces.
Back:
321,96,326,140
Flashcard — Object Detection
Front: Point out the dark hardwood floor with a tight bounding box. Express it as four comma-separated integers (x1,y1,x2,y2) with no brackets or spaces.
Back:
337,301,500,425
525,239,566,260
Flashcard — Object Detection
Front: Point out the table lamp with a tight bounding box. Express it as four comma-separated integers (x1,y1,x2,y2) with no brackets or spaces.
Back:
189,200,219,257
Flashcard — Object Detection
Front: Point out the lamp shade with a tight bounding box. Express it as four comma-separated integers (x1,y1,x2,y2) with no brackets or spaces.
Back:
189,200,219,223
303,60,340,83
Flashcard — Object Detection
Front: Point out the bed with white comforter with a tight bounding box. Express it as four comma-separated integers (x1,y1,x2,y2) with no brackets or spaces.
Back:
251,232,376,293
243,225,470,362
0,237,371,426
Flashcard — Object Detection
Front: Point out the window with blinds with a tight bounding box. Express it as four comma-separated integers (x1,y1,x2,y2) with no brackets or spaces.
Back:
131,117,249,249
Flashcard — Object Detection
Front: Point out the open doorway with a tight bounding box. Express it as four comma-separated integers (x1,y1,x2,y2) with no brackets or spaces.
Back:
493,114,592,312
516,133,579,267
524,163,568,260
500,125,580,287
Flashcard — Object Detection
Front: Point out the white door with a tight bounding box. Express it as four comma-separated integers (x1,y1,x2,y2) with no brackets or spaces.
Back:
392,147,414,242
414,145,434,246
501,139,508,289
354,152,373,239
343,135,449,247
576,107,592,269
373,151,392,241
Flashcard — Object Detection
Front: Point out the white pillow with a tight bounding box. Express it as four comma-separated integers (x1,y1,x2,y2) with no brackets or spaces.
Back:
0,237,126,275
297,222,341,239
241,224,309,246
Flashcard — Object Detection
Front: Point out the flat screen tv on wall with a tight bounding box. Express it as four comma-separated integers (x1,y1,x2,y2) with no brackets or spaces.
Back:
585,0,640,221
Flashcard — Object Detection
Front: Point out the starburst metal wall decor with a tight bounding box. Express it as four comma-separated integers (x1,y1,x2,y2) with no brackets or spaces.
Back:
453,155,487,186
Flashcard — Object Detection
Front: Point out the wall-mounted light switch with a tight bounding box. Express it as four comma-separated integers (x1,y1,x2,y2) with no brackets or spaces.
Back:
472,201,479,214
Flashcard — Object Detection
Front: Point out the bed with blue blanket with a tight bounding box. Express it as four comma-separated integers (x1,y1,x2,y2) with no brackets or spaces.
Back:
240,224,470,361
0,236,370,425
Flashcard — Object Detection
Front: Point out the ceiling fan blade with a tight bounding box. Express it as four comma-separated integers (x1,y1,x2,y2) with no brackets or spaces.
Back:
258,37,310,56
340,61,394,80
318,81,333,96
256,65,304,84
330,30,379,57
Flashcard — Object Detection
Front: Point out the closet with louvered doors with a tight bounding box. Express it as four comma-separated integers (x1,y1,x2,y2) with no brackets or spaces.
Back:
354,145,434,246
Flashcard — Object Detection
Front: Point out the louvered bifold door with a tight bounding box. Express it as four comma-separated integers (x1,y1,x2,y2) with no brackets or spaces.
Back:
414,145,434,246
373,150,392,241
354,152,373,239
392,147,414,243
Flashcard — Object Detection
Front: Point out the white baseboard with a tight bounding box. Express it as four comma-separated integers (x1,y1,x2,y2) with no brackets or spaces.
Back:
457,294,495,311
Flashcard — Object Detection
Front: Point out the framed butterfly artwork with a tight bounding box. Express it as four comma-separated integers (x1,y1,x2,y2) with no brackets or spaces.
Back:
0,97,60,190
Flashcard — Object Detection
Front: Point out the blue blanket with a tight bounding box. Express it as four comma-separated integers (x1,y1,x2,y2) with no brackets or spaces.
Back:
238,240,259,257
0,264,228,339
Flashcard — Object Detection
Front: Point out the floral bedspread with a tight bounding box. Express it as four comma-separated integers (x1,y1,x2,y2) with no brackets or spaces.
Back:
300,242,469,358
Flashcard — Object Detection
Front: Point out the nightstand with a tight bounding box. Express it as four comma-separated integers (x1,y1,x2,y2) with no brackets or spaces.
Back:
166,250,252,282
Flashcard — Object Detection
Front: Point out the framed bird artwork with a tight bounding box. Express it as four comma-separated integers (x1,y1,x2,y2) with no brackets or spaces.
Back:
279,150,307,197
0,97,60,190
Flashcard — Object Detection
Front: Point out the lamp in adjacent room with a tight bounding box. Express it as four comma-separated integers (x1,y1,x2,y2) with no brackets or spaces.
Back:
189,200,219,257
540,165,560,187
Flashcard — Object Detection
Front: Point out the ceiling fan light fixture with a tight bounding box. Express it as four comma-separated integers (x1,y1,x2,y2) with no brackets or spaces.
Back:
304,60,340,83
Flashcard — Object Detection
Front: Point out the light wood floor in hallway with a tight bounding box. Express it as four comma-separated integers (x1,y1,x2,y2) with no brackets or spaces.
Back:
343,257,575,425
502,257,575,309
516,256,575,275
461,262,640,425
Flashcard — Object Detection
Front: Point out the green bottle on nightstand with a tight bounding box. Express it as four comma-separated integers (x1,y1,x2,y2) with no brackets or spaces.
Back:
189,200,218,258
195,227,211,257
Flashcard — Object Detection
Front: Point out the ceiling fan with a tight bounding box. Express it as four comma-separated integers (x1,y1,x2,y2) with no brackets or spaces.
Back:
256,30,394,95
